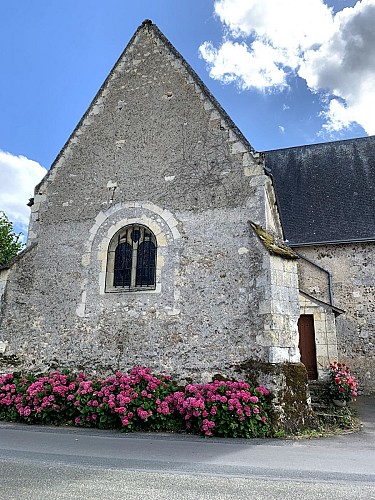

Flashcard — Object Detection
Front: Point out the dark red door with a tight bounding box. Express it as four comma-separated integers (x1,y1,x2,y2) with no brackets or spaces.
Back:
298,315,318,380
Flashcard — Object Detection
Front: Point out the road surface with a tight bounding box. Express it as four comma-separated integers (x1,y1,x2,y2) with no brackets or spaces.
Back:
1,415,374,499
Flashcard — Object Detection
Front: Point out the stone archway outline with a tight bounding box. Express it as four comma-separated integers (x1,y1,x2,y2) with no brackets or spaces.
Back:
76,201,181,317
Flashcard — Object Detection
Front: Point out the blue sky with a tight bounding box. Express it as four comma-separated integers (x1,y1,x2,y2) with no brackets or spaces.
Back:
0,0,373,235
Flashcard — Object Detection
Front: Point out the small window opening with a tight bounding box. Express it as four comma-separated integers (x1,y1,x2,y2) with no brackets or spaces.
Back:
109,225,157,291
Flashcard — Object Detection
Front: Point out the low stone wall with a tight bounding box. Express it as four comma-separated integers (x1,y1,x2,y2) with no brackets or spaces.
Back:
235,360,317,433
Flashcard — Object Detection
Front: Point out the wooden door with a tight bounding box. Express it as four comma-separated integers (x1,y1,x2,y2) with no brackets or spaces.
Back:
298,315,318,380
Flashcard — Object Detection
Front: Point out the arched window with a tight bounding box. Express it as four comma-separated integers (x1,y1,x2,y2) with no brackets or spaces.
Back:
107,225,157,291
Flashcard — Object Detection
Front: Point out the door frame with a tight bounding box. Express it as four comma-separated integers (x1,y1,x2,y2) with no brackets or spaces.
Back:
298,314,318,380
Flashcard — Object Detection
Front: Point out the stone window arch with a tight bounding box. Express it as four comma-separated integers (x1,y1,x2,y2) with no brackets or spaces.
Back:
106,224,157,292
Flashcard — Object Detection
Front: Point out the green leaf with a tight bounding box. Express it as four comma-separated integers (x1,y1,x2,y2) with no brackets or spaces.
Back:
0,211,24,267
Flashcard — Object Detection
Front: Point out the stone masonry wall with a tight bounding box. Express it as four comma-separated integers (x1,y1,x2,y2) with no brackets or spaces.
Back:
297,257,331,305
296,243,375,393
0,23,301,388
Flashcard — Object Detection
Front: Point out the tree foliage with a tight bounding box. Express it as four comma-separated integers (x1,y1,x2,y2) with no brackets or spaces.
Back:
0,212,24,267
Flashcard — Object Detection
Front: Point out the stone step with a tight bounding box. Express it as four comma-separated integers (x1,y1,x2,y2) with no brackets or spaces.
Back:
308,381,330,404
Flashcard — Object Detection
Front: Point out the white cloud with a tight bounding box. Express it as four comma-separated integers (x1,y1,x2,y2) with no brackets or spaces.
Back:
200,0,333,92
200,40,289,90
279,125,286,134
299,0,375,134
200,0,375,135
214,0,333,52
0,151,46,233
319,98,354,133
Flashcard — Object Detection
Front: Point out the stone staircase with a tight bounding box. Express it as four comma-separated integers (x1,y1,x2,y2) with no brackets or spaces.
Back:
308,380,330,406
308,380,357,430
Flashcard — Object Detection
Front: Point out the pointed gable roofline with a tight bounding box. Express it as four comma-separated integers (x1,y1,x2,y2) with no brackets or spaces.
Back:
35,19,260,195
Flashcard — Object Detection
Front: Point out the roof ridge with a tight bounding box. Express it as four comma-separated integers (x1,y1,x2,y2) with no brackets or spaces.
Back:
263,134,374,153
35,20,257,195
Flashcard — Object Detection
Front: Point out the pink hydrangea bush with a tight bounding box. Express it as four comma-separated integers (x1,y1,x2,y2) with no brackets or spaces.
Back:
164,380,271,438
73,366,181,431
0,371,82,425
0,367,181,431
0,372,23,422
0,368,271,438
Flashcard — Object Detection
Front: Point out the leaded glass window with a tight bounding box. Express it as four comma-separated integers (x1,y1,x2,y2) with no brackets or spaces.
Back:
108,224,157,291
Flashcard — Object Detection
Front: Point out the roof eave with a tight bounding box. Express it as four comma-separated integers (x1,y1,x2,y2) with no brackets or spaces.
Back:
290,238,375,247
299,290,345,316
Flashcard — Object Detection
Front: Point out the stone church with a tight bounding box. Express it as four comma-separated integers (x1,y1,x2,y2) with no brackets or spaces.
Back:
266,138,375,393
0,21,374,414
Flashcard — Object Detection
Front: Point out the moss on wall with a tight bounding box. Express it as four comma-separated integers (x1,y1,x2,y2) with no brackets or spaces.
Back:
235,360,317,433
248,221,298,259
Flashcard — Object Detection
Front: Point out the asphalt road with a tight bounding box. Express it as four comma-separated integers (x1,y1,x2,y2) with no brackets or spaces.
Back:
0,397,374,499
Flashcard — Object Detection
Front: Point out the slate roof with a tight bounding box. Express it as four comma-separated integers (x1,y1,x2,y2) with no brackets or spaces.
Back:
264,136,375,246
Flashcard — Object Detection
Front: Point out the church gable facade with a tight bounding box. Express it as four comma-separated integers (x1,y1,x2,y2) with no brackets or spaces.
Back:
0,21,302,396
